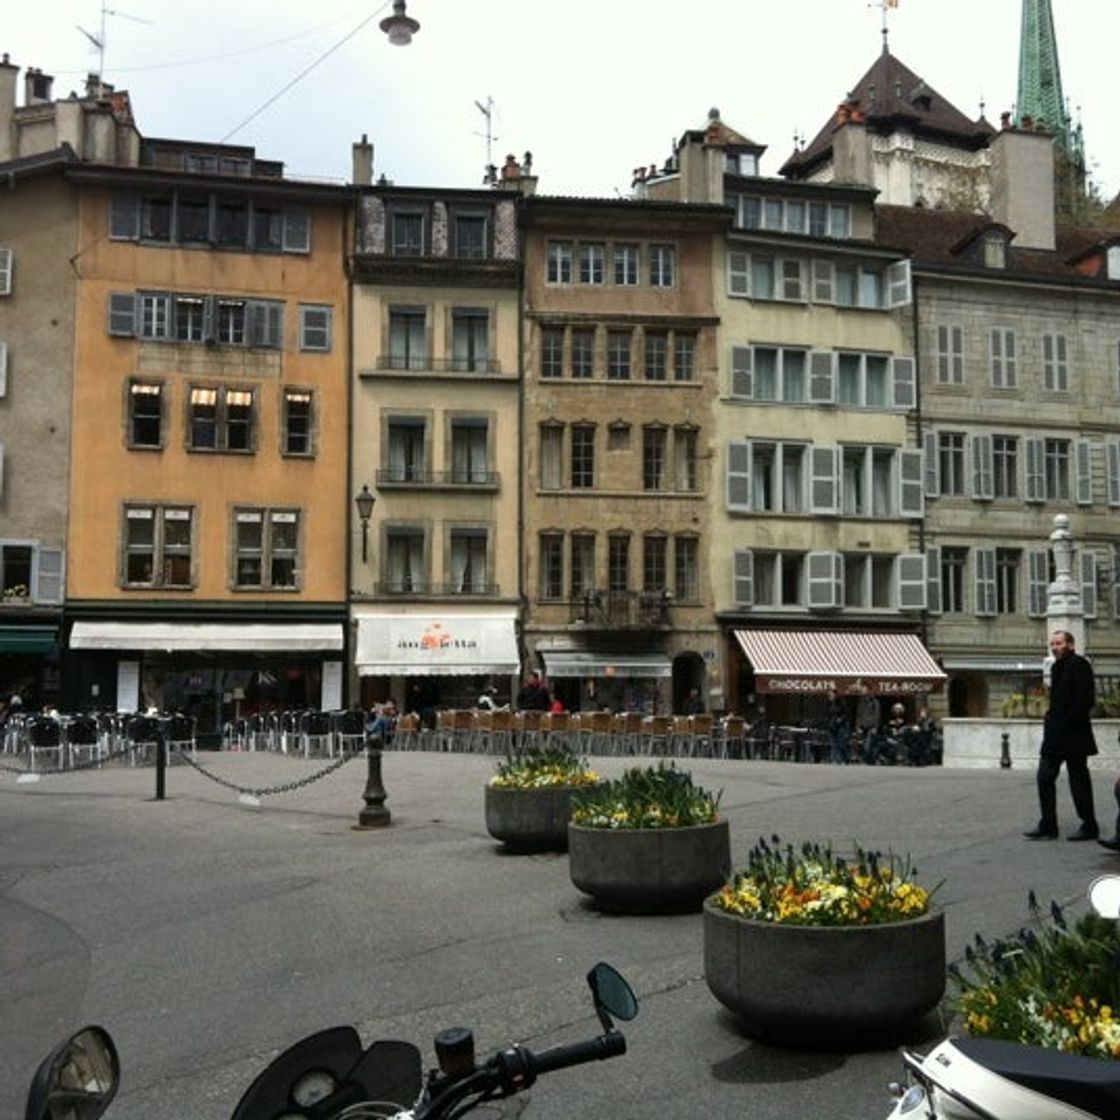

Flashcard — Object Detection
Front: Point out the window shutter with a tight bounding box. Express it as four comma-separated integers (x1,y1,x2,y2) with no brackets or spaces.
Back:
898,448,924,518
886,259,912,307
728,251,749,296
891,356,916,409
897,554,927,612
812,259,834,303
733,549,753,607
1024,437,1045,502
727,442,751,511
1114,546,1120,620
109,194,140,240
808,350,835,404
282,207,310,253
1081,551,1098,619
1075,440,1093,506
0,340,7,397
809,445,839,514
926,546,942,615
108,292,137,337
248,302,283,348
807,551,842,610
970,433,993,500
1028,550,1049,617
1108,442,1120,507
974,547,996,617
923,430,940,497
0,248,11,295
730,345,753,399
0,443,5,497
34,548,65,604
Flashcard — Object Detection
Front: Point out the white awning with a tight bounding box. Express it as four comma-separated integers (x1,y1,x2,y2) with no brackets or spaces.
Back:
354,610,519,677
540,650,672,679
69,621,343,652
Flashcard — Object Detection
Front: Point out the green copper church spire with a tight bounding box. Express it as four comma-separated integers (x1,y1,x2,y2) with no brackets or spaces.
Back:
1015,0,1082,163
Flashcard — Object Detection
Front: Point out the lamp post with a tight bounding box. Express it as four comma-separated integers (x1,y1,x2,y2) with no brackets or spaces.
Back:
355,485,376,564
380,0,420,45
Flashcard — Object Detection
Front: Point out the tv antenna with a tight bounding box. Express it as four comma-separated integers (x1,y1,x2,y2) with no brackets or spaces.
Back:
475,95,499,184
77,2,154,97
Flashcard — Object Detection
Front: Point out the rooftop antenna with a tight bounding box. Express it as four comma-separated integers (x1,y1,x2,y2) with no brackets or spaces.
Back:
475,95,498,184
77,1,153,98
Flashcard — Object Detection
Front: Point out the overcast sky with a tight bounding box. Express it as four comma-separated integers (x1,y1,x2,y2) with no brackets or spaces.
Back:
7,1,1118,202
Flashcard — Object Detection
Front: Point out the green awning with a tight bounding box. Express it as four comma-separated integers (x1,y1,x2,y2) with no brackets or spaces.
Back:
0,626,58,653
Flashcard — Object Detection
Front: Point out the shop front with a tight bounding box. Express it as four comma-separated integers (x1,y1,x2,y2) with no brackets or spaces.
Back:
0,619,62,707
537,649,673,714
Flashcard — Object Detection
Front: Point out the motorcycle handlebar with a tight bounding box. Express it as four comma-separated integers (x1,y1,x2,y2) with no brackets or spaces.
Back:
528,1030,627,1076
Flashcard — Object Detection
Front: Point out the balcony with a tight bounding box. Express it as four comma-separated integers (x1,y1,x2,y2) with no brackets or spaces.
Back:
567,589,671,629
371,356,502,374
373,581,500,598
375,469,500,491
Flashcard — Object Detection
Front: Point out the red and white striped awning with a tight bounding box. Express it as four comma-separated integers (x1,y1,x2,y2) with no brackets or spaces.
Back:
735,630,946,697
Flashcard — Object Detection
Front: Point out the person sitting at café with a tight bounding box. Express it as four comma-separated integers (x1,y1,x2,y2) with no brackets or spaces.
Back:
366,700,397,746
516,671,552,712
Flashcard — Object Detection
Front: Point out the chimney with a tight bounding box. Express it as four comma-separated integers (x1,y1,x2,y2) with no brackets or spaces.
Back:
833,113,872,188
0,54,18,162
352,133,374,185
989,126,1055,251
24,67,53,105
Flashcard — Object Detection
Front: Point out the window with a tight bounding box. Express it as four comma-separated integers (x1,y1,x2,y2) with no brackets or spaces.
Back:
992,435,1018,498
299,305,332,352
751,256,775,299
282,390,313,456
232,510,298,590
571,329,594,378
675,428,698,492
451,309,489,372
936,325,963,383
579,243,605,284
139,293,171,339
938,432,966,496
1042,333,1068,391
385,528,425,593
571,425,595,488
751,442,805,513
541,328,564,378
113,292,283,348
188,386,254,452
608,535,630,592
673,334,696,381
940,547,967,613
450,419,489,483
643,536,667,592
674,536,699,601
571,534,595,597
175,295,205,342
453,213,488,258
388,307,427,370
386,419,426,482
449,530,488,593
539,425,563,490
128,382,163,448
607,331,631,380
649,244,675,287
540,534,564,600
140,195,173,241
215,199,249,247
990,328,1017,388
1043,438,1070,500
781,259,805,301
643,427,667,491
0,248,12,295
1,542,32,598
391,211,425,257
547,241,573,283
983,234,1006,269
836,352,889,407
178,194,211,243
996,549,1020,614
214,299,245,345
124,506,192,588
613,244,639,286
252,204,283,250
644,332,668,381
752,347,807,402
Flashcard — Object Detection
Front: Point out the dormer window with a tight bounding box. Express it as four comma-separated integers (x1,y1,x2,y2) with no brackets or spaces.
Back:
731,152,759,177
983,234,1007,269
1107,245,1120,280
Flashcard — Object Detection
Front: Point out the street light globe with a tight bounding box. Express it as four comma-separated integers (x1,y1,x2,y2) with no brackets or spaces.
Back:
381,0,420,45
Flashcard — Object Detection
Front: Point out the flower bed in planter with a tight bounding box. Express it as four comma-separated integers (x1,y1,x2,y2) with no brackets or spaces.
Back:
567,763,730,912
703,839,944,1044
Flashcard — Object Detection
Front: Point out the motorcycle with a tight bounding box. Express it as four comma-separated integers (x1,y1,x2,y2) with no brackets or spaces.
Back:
886,875,1120,1119
25,961,637,1120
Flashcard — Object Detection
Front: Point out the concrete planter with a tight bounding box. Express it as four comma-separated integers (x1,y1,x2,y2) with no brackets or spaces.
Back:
703,901,945,1045
484,784,590,852
568,820,731,912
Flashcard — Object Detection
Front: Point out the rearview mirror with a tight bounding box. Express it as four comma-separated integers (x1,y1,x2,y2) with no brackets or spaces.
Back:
25,1027,119,1120
587,962,638,1032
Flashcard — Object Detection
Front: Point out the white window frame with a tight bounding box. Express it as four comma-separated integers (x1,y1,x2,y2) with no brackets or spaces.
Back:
1043,333,1069,392
234,508,301,591
990,328,1017,388
936,324,964,384
974,547,997,617
546,241,573,284
0,248,12,295
649,244,676,288
298,305,332,352
732,549,753,607
835,351,893,408
807,551,842,611
970,434,994,501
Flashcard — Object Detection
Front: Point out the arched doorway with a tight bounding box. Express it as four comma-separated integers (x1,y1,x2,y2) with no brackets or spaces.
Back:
948,674,989,717
672,653,705,713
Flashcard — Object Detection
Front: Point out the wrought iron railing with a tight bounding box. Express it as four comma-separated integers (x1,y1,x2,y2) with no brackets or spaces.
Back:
567,589,672,627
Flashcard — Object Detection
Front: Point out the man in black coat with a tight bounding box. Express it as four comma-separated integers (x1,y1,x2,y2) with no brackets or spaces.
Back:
1024,630,1100,841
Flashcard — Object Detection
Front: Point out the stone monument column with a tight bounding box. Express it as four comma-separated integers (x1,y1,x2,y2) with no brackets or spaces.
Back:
1044,513,1084,685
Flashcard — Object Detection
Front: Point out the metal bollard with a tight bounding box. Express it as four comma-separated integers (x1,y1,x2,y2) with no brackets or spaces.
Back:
358,741,391,828
155,730,167,799
999,731,1012,769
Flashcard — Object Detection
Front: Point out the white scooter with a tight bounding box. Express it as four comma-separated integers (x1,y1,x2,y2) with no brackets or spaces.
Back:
886,875,1120,1120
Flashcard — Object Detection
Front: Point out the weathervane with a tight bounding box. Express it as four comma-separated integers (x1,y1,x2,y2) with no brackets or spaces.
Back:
869,0,899,54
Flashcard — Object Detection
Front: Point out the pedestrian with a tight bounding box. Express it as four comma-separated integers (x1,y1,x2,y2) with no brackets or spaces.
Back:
856,683,881,763
827,690,850,764
1024,630,1100,841
516,671,551,712
684,687,704,715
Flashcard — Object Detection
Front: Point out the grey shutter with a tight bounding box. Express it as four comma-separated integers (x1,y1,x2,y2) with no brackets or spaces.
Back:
898,554,927,612
34,547,65,604
727,442,751,511
923,430,940,497
812,259,834,303
1114,546,1120,619
926,546,942,615
974,547,996,617
807,551,842,610
108,292,137,336
809,350,835,404
1107,442,1120,507
891,356,916,409
733,549,753,607
1028,550,1048,617
970,434,993,500
282,207,310,252
809,445,839,514
1024,437,1045,502
727,251,749,296
899,448,924,518
1075,440,1093,505
248,302,283,348
730,345,753,399
109,194,140,240
1081,551,1098,619
886,259,912,307
0,340,7,398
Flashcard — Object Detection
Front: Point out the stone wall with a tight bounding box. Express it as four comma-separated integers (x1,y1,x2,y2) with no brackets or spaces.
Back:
943,718,1120,770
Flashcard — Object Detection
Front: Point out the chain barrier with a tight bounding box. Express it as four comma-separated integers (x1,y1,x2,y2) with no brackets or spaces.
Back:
174,746,365,799
0,742,138,776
